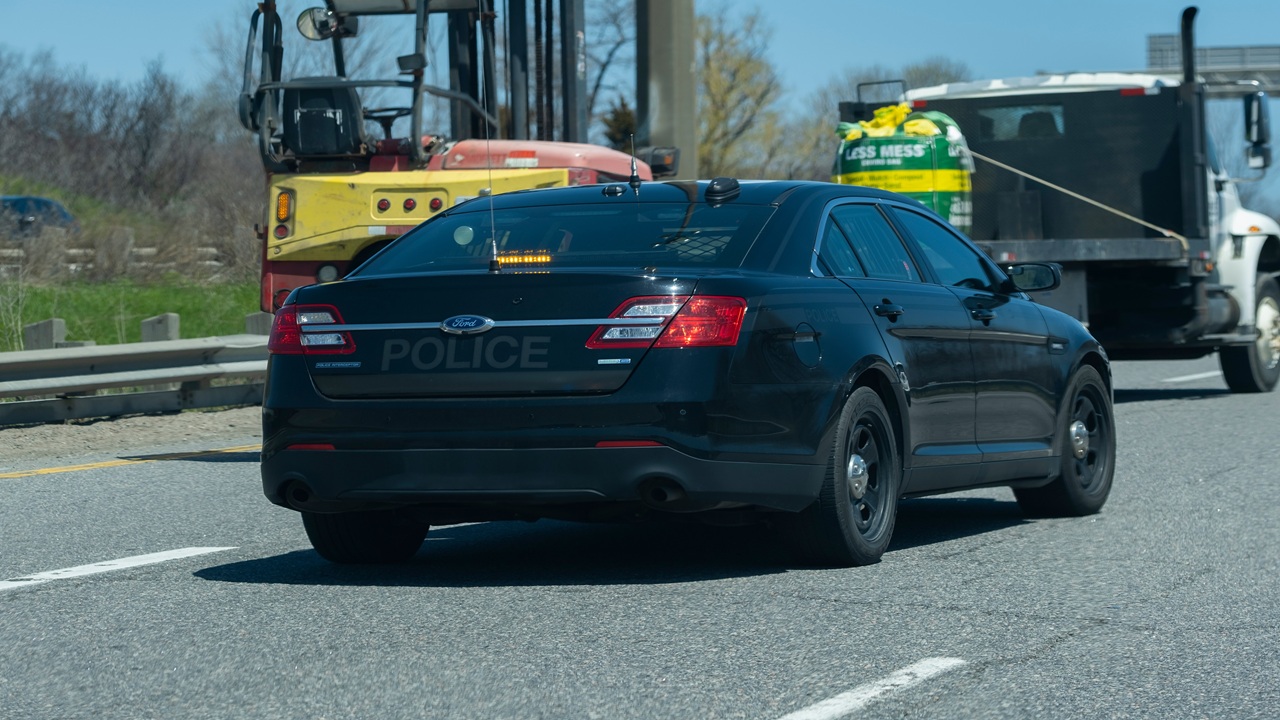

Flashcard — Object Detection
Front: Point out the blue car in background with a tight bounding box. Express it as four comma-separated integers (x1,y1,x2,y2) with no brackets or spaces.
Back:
1,196,78,237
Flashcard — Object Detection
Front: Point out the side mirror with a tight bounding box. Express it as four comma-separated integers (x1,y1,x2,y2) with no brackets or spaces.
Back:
1005,262,1061,293
297,8,359,41
638,147,680,178
1245,92,1271,144
1244,91,1272,170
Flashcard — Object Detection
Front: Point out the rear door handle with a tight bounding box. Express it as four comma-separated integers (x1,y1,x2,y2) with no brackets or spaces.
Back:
874,303,905,320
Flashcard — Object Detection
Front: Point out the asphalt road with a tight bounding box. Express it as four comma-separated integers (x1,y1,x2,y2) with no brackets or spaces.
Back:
1,356,1277,719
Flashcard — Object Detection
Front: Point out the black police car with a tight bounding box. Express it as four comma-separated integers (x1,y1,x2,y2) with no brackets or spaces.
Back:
262,179,1114,566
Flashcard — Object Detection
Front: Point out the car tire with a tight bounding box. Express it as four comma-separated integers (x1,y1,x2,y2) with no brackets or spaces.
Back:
301,510,429,564
1220,274,1280,394
781,387,900,567
1014,365,1114,518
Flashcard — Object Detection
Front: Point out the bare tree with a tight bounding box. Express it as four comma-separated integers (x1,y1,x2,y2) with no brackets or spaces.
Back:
696,9,782,177
117,63,209,204
584,0,635,141
0,48,267,281
901,57,971,93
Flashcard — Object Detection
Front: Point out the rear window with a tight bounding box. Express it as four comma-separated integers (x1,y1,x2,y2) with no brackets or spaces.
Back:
975,104,1065,141
352,201,776,275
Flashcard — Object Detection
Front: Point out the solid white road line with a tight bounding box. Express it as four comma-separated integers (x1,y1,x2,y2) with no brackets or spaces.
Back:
1162,370,1223,384
0,547,236,593
775,657,967,720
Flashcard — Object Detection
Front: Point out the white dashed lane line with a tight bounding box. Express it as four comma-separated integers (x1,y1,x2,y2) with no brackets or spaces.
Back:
0,547,237,593
775,657,967,720
1162,370,1223,384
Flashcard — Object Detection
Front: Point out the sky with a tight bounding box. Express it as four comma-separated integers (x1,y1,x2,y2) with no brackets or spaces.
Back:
757,0,1280,99
3,0,1277,103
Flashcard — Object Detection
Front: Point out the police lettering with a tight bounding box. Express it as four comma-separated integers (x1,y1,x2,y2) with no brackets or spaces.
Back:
382,336,551,371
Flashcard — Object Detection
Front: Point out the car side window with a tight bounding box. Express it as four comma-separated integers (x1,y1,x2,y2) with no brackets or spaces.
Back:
890,207,1000,291
816,218,866,277
829,204,920,282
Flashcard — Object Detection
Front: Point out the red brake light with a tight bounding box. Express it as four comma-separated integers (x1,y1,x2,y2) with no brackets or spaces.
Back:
267,304,356,355
653,296,747,348
585,295,746,350
268,306,303,354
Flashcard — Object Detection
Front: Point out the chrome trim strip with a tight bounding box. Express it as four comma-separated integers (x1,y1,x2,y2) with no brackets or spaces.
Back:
301,317,665,332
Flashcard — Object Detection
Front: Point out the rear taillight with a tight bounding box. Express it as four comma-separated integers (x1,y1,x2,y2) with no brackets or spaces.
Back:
653,296,746,348
586,295,746,350
267,304,356,355
586,296,687,349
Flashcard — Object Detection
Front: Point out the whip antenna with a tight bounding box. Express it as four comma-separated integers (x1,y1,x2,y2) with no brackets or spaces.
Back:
482,0,500,273
628,135,642,195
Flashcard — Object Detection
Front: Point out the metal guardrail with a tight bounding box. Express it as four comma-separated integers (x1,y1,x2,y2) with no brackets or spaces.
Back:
0,234,226,279
0,335,267,426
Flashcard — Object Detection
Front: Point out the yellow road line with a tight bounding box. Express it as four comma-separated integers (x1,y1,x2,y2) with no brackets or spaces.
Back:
0,444,261,479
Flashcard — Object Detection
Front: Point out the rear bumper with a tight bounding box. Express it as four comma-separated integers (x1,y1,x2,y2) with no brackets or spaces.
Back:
261,445,825,517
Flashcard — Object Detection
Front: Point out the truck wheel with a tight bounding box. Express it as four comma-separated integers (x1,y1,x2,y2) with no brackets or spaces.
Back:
780,387,900,567
1014,365,1115,518
301,510,429,564
1220,275,1280,393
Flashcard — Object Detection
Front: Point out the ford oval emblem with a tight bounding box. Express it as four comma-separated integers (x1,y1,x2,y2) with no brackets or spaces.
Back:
441,314,495,335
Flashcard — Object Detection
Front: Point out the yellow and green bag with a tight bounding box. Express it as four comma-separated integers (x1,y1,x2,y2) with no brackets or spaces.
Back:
834,103,974,235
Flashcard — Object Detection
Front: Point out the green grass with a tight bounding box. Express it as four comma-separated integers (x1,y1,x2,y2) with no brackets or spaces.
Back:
0,280,260,351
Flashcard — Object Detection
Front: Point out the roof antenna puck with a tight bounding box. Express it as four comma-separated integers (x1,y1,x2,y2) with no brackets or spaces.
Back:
705,176,740,205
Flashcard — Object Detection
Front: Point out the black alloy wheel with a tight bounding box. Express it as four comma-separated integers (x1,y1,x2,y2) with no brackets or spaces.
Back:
1015,365,1115,517
781,386,900,567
